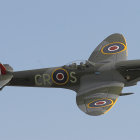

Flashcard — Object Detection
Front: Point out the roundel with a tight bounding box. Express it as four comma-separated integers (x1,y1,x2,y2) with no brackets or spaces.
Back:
88,98,113,108
101,42,126,54
52,68,69,85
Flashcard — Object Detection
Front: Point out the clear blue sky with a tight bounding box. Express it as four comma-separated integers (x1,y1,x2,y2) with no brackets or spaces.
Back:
0,0,140,140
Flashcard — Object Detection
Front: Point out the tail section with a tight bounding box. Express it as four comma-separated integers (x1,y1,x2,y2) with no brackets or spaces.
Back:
0,64,6,75
0,63,13,89
3,64,13,72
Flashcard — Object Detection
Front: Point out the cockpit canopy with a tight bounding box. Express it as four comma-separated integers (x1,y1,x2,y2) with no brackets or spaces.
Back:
65,60,94,70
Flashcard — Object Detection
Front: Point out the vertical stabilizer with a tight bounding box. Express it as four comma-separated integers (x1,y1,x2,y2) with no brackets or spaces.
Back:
0,64,6,75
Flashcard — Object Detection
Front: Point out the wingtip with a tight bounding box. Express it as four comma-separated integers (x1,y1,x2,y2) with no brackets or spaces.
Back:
104,33,127,45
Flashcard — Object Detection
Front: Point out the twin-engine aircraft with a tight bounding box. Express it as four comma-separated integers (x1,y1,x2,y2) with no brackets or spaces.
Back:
0,33,139,116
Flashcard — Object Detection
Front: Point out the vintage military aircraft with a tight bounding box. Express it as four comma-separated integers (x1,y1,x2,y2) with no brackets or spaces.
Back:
0,33,139,116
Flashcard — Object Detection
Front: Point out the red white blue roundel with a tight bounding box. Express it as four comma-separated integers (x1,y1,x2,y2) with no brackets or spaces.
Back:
88,98,113,108
52,68,69,85
101,42,126,54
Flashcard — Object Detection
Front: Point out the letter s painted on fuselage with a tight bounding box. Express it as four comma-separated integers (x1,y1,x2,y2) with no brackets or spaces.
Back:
70,72,77,83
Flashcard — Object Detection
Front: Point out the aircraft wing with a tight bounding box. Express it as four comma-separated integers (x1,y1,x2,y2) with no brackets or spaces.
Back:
76,82,124,116
88,33,127,63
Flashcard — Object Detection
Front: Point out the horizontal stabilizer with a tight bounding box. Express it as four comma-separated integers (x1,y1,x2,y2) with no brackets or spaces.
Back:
3,64,13,72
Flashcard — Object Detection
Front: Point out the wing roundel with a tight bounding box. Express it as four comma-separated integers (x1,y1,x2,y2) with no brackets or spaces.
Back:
88,33,127,63
76,82,124,116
